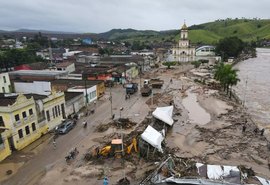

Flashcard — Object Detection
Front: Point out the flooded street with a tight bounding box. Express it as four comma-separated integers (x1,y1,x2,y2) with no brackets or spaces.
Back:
182,88,211,125
234,48,270,128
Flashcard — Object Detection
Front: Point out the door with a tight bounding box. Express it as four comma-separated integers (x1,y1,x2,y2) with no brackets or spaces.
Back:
8,137,15,151
61,103,66,119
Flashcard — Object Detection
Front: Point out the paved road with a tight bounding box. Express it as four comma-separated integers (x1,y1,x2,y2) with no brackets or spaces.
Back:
1,84,149,185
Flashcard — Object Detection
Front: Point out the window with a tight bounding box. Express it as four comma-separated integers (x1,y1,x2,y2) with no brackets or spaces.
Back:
18,129,23,138
22,111,27,118
15,114,20,122
29,109,33,115
55,107,58,117
58,105,61,115
3,76,6,83
25,126,30,135
32,123,36,131
0,116,4,127
2,87,5,93
52,108,55,118
46,110,50,121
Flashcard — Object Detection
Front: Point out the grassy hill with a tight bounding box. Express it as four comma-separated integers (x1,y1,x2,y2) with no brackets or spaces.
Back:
100,19,270,45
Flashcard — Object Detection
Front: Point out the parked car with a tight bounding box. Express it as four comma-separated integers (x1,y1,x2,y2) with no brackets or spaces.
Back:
55,119,75,134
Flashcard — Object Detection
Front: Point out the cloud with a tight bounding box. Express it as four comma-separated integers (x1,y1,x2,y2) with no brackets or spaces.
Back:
0,0,269,32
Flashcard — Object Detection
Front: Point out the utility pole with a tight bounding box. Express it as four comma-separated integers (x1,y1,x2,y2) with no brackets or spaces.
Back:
151,86,153,107
243,76,248,109
83,72,89,107
48,37,53,66
110,86,113,118
139,65,142,90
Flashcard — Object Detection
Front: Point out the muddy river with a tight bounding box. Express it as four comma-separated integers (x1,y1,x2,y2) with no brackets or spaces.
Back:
234,48,270,128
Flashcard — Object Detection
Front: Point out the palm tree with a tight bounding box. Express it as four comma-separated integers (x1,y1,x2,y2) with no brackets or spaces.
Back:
214,63,240,98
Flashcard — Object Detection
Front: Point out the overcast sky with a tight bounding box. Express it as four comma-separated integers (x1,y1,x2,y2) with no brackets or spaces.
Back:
0,0,269,33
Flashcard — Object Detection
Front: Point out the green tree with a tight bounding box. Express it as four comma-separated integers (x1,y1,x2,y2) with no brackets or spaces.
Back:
215,37,244,61
0,49,41,71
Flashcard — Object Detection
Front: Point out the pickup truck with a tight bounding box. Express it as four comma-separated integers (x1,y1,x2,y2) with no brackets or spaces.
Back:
144,78,164,89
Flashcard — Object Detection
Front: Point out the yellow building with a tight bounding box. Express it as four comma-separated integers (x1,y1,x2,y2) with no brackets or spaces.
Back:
0,130,11,161
41,92,66,131
0,92,66,161
23,92,66,132
0,94,42,161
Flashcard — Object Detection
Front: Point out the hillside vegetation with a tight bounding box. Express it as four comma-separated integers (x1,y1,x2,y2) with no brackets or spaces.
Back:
100,19,270,45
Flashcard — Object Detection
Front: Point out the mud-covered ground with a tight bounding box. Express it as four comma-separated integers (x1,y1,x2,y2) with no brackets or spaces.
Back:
3,64,269,185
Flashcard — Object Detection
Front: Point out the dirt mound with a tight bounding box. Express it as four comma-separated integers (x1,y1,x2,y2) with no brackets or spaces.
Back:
95,118,137,132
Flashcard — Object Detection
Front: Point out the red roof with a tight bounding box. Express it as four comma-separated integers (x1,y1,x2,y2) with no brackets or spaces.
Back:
14,64,32,71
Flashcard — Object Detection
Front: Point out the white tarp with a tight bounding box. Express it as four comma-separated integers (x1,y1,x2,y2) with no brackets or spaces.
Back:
152,106,174,126
256,176,270,185
141,125,164,153
223,166,239,176
196,163,241,183
207,165,223,179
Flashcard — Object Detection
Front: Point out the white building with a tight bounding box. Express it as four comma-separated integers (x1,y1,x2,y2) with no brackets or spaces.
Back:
172,23,196,62
67,85,97,105
0,73,11,93
195,45,221,65
52,62,75,74
195,46,215,56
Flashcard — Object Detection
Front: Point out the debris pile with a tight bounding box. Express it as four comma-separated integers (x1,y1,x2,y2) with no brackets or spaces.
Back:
95,118,137,132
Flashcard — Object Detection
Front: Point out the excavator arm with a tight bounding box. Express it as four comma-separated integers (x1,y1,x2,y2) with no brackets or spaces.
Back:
126,138,138,154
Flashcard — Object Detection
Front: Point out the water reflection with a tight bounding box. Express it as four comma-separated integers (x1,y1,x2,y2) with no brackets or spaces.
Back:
182,89,211,125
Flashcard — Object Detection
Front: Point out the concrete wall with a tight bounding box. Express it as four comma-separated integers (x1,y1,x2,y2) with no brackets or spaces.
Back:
67,85,97,105
65,94,84,117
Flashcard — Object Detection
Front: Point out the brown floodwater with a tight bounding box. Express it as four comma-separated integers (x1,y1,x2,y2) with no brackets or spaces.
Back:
234,48,270,127
182,88,211,125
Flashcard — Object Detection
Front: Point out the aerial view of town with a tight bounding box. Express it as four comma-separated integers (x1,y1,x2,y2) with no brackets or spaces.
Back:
0,0,270,185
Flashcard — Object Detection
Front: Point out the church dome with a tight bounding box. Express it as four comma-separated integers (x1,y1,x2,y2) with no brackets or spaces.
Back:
181,23,188,30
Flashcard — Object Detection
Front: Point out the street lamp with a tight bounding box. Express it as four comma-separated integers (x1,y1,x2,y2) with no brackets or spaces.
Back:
119,107,124,157
109,87,113,119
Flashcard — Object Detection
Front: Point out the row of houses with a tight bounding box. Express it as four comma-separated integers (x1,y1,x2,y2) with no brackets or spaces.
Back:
0,54,150,162
0,71,105,161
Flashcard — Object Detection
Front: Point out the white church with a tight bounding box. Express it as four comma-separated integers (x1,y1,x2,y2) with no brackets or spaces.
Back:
172,23,196,62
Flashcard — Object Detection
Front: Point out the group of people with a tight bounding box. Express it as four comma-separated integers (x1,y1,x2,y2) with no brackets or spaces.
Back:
242,121,265,136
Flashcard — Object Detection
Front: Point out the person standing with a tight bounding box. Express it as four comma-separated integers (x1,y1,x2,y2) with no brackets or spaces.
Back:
53,139,56,150
242,124,246,133
103,177,108,185
260,128,265,136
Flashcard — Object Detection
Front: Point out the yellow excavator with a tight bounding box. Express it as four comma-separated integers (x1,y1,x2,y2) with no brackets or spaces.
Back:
92,138,138,158
126,138,138,154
